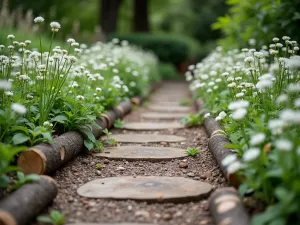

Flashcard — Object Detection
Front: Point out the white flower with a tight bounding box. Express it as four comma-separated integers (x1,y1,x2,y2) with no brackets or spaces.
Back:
221,154,237,167
76,95,85,101
34,16,44,24
275,139,293,151
112,68,119,73
7,34,15,39
236,92,244,98
204,113,210,118
96,87,102,92
294,98,300,108
244,56,254,64
276,94,288,104
228,100,249,110
227,161,241,174
4,91,13,96
219,111,227,119
284,56,300,70
250,133,266,146
243,148,260,161
67,38,75,43
272,37,279,42
256,79,273,91
43,121,53,127
0,80,12,90
279,109,300,124
50,22,61,32
248,39,256,46
11,103,27,115
232,108,247,120
282,36,290,41
287,83,300,93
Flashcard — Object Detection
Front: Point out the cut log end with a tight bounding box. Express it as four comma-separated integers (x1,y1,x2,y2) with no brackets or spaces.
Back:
131,97,141,105
101,113,112,128
17,148,46,175
0,211,17,225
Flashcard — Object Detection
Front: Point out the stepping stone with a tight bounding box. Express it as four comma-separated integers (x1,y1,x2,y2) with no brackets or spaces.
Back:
148,105,191,113
77,176,213,202
124,122,184,130
148,101,180,106
141,112,188,120
94,146,187,161
68,223,154,225
101,134,186,143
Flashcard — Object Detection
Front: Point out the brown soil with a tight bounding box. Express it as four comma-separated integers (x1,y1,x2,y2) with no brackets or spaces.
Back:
32,81,229,225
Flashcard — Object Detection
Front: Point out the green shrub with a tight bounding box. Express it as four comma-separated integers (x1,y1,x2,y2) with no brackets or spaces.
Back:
157,63,182,80
107,33,190,65
213,0,300,48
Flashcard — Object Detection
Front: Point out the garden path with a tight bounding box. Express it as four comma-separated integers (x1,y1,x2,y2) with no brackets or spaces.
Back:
42,81,228,225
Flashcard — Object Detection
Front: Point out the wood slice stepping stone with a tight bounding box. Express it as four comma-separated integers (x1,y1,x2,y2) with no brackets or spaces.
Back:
148,105,191,113
101,134,186,143
94,146,187,161
77,176,213,202
141,112,188,120
68,223,154,225
124,122,184,130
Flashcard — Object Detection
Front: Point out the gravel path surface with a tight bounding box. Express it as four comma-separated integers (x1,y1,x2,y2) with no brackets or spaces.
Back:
36,81,228,225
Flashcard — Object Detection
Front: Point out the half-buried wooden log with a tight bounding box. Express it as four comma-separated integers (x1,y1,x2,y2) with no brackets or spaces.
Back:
208,134,241,187
101,109,118,129
115,100,132,118
17,131,84,174
209,187,250,225
91,117,108,139
0,175,58,225
204,118,224,138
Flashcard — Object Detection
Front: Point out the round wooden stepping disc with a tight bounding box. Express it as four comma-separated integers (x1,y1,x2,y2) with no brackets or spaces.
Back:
68,223,154,225
94,146,187,161
124,122,184,130
102,134,186,143
148,105,191,113
77,176,213,202
141,112,188,120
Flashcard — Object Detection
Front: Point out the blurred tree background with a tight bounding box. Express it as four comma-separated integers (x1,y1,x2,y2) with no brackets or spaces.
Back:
1,0,299,76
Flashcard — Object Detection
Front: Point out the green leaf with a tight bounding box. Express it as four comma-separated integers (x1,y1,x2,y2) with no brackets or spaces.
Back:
84,140,94,150
16,171,25,181
51,115,68,124
12,133,30,145
25,174,40,182
42,132,53,143
11,126,29,135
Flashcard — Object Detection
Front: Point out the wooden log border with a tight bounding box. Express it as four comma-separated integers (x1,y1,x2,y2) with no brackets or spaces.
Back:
17,82,161,175
193,98,241,187
0,175,58,225
209,187,250,225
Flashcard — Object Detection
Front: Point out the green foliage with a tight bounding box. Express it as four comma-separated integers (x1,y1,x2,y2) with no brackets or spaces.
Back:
0,144,25,189
179,99,191,106
180,113,203,127
189,37,300,224
185,147,199,157
96,163,103,170
157,63,182,80
8,172,40,190
114,119,125,128
37,210,65,225
214,0,300,48
108,33,189,65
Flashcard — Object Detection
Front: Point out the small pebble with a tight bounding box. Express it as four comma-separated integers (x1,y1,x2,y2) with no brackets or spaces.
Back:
187,172,195,177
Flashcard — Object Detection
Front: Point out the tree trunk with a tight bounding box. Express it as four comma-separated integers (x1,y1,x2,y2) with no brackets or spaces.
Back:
100,0,123,36
133,0,150,32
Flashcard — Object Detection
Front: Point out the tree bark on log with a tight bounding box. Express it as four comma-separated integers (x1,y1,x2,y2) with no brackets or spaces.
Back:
133,0,150,32
208,135,241,187
209,187,250,225
204,118,223,137
100,0,123,35
0,176,58,225
92,117,108,139
17,131,84,174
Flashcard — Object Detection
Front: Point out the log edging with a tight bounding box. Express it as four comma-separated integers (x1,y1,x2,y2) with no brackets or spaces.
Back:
17,82,161,175
209,187,250,225
193,99,241,187
0,175,58,225
192,96,250,224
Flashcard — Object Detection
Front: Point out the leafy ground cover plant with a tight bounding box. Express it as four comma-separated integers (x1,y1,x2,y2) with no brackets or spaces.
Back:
37,210,65,225
187,36,300,224
0,16,159,189
185,147,199,157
